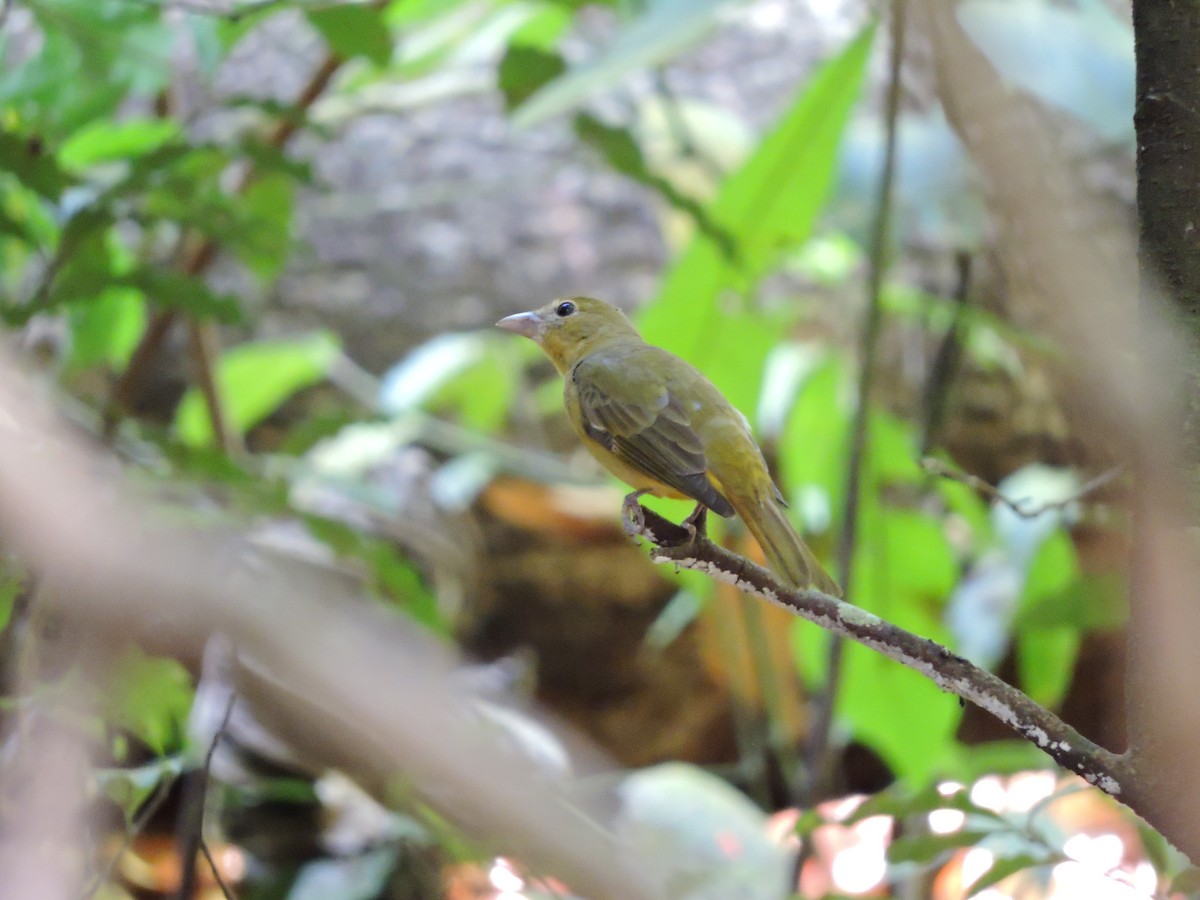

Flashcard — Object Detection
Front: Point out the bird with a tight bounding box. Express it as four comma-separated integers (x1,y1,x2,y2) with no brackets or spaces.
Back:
497,296,840,596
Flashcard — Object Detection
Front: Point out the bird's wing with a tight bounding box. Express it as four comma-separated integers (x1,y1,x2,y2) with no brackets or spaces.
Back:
571,351,734,516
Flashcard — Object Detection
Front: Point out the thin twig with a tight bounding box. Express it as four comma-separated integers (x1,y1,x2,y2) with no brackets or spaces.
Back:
200,838,237,900
187,319,242,455
175,691,236,900
804,0,909,802
623,502,1130,796
921,457,1122,518
83,764,181,899
104,49,344,439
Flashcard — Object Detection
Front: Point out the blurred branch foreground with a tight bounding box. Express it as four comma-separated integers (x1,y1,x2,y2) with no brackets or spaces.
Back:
0,350,660,898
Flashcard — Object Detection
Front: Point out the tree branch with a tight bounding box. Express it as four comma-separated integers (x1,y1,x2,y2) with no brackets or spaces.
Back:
623,502,1130,798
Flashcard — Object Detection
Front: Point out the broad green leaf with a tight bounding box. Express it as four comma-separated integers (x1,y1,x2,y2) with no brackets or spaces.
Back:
104,646,194,756
121,267,242,323
67,285,146,372
638,25,876,414
880,510,957,601
499,45,566,111
58,117,179,170
1017,627,1079,708
0,132,72,199
307,4,394,67
780,353,852,488
1016,572,1128,631
174,332,342,448
232,171,296,280
1018,529,1079,613
513,0,731,127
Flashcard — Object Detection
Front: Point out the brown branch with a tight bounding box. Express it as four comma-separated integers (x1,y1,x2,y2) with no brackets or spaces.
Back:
623,502,1131,798
105,49,344,443
921,458,1122,519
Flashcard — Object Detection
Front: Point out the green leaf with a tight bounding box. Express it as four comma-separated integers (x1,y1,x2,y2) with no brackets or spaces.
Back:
1016,627,1079,708
0,569,22,633
307,4,394,67
1019,530,1079,611
638,25,876,414
513,0,731,127
97,756,184,826
231,171,295,280
0,132,72,200
174,332,342,448
58,117,179,170
888,829,999,865
574,112,734,257
121,267,242,323
1017,572,1128,631
498,45,566,112
881,509,957,600
966,852,1063,898
67,285,146,372
104,646,194,756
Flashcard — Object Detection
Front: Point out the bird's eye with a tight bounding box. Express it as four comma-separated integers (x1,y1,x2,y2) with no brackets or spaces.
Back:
555,300,576,317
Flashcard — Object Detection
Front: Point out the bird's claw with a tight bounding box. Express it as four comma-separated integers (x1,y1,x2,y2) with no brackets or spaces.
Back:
681,504,708,543
621,489,651,539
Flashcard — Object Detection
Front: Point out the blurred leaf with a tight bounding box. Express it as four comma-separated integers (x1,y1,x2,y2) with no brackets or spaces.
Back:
174,332,342,448
58,118,179,170
288,845,400,900
639,25,875,414
499,45,566,111
307,4,394,67
1014,529,1082,705
67,285,146,372
780,354,851,509
882,509,957,600
303,516,446,634
1019,530,1080,609
380,332,519,431
104,646,194,756
232,171,296,280
1016,627,1079,708
966,851,1064,898
870,409,924,485
0,569,21,633
574,112,733,257
645,589,704,651
888,829,998,865
0,131,72,200
121,267,242,323
1017,572,1128,631
97,756,184,826
514,0,732,127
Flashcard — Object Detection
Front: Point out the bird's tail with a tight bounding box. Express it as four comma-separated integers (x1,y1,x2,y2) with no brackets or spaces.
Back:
730,491,841,597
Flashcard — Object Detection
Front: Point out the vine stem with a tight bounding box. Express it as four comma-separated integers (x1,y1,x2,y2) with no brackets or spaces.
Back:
804,0,909,801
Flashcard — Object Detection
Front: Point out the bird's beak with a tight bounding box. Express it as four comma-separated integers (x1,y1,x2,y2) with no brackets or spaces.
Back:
495,311,544,340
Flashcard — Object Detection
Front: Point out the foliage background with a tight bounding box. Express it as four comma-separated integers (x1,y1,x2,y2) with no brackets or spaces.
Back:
0,0,1159,897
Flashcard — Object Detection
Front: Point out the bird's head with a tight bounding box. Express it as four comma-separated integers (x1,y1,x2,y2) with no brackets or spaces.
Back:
496,296,641,373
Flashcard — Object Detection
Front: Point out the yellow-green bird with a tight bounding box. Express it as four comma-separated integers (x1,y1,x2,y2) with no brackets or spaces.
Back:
497,296,840,596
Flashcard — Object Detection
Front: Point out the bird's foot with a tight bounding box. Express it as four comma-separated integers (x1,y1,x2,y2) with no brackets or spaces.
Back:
681,504,708,544
621,489,652,539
